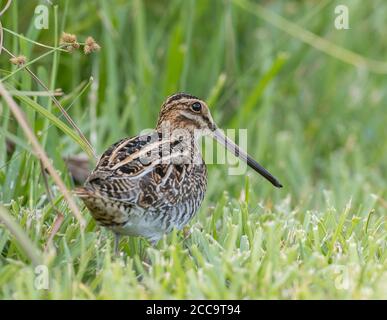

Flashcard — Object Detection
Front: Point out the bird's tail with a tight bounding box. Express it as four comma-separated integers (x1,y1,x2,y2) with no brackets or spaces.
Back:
73,186,94,198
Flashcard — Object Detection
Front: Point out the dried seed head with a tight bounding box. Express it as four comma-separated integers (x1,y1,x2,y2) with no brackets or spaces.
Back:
60,32,77,44
84,36,101,54
10,55,27,66
85,36,98,46
60,32,80,52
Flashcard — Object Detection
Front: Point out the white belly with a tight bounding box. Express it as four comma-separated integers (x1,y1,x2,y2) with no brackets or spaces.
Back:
110,214,165,243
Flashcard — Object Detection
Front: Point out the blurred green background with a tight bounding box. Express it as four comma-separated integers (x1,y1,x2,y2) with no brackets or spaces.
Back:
0,0,386,299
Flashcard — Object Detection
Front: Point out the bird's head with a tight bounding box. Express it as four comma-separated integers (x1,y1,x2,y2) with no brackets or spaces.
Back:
156,92,283,188
156,93,216,133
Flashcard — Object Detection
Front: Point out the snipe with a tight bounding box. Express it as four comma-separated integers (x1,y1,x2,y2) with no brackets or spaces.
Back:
76,93,282,252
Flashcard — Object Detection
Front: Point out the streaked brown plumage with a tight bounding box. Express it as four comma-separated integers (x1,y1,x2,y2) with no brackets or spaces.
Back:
76,93,282,251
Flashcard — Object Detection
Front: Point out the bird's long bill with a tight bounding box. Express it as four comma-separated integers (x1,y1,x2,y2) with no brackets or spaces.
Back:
212,129,283,188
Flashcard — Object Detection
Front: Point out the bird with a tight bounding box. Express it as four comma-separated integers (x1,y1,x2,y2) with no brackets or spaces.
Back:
75,93,282,253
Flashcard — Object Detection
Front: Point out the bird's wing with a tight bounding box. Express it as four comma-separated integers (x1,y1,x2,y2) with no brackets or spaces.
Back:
83,131,187,207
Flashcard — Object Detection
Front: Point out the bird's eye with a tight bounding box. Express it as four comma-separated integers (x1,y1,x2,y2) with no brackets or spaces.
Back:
191,102,202,112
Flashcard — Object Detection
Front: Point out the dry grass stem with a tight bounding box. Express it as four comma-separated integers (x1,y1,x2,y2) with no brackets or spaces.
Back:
0,82,86,227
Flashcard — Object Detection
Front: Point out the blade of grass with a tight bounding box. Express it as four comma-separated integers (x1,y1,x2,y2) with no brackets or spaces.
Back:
0,0,12,17
0,0,92,154
0,47,63,83
2,26,68,52
0,82,85,226
41,5,59,151
0,205,42,266
206,73,227,108
12,91,94,158
7,90,63,96
328,200,352,258
2,47,96,158
0,126,33,152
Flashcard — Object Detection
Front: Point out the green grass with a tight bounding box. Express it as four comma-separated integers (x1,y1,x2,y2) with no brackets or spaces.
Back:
0,0,386,299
